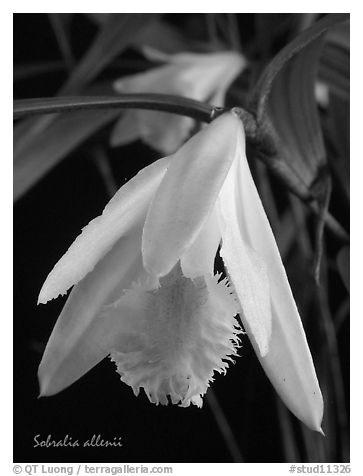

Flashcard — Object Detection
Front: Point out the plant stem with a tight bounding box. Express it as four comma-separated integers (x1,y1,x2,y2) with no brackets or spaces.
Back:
205,14,220,47
91,146,118,197
13,95,221,123
206,390,244,462
227,14,242,51
316,281,349,461
275,397,301,462
314,176,332,284
48,14,75,71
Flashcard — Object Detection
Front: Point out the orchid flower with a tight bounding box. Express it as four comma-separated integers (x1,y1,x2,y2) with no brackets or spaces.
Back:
110,49,246,154
38,109,323,432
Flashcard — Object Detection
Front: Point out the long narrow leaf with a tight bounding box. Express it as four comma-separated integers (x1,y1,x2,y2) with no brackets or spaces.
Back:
13,108,119,201
14,61,66,81
319,21,350,100
132,19,197,54
337,246,350,292
267,37,326,186
48,13,75,71
251,13,349,119
250,14,348,187
319,43,349,100
61,14,159,94
328,94,350,199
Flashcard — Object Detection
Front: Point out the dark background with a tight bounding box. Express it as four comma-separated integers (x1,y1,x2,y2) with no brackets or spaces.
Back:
13,13,349,463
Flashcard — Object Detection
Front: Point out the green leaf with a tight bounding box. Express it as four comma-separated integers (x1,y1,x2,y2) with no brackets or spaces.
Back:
61,14,159,94
132,19,196,54
14,108,120,201
251,14,349,119
48,13,75,71
250,14,349,187
319,22,350,100
266,37,326,186
85,13,111,26
328,94,350,200
14,61,66,81
337,246,350,292
319,23,349,200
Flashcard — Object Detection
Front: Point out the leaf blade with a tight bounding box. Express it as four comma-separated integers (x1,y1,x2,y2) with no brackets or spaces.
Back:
267,37,326,186
13,108,119,200
251,13,349,118
61,14,159,94
250,14,349,187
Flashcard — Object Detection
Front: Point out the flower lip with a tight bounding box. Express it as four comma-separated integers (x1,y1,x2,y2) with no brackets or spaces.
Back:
109,262,241,407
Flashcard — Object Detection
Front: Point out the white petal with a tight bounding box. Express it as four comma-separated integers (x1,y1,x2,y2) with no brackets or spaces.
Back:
142,112,240,277
141,46,172,63
110,111,141,147
38,228,147,396
38,157,169,303
138,111,194,155
259,303,324,431
218,123,323,431
197,52,246,105
175,51,246,103
218,149,272,357
113,64,185,95
181,206,221,279
110,109,193,154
